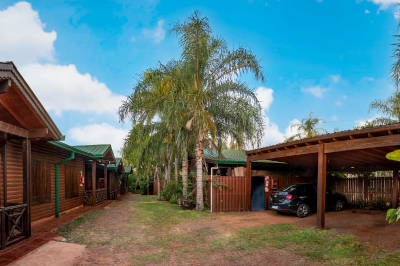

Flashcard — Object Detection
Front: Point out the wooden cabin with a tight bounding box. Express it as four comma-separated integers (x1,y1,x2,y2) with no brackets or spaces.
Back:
31,141,94,222
0,62,64,248
121,166,133,194
203,149,247,176
72,145,117,204
107,157,123,200
0,62,125,249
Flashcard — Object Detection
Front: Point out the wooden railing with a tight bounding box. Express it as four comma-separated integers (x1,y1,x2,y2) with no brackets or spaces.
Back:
84,188,107,205
0,203,28,249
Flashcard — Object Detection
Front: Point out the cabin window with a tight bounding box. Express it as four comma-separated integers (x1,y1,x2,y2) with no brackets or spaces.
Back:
65,165,80,198
32,159,51,204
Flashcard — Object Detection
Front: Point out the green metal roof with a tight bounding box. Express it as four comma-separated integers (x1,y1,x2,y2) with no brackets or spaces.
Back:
73,144,111,158
48,141,94,158
107,157,122,172
124,166,132,174
204,149,247,165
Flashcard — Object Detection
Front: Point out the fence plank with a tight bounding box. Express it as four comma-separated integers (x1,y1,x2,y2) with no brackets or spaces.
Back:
334,177,393,206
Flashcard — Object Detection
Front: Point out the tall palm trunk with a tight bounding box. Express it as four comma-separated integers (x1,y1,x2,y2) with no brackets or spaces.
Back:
156,167,161,200
167,156,171,182
195,132,204,211
182,150,188,200
174,157,179,182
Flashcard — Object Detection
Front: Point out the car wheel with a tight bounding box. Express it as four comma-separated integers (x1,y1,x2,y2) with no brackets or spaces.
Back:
335,200,345,211
296,203,310,218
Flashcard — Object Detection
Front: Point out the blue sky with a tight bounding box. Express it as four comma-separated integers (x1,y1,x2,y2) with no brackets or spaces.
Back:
0,0,399,152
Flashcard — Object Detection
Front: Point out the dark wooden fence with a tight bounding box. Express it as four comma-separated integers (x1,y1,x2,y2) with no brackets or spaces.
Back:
333,177,398,206
209,176,250,212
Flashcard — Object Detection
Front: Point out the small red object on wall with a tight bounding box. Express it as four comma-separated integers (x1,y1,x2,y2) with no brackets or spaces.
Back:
264,176,270,192
80,171,85,187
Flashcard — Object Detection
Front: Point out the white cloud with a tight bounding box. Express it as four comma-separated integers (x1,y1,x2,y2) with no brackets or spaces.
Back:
330,74,341,83
143,19,165,43
0,1,56,66
254,86,300,146
261,117,301,146
68,123,129,156
365,9,371,14
301,86,327,98
368,0,400,10
255,86,274,110
21,63,124,116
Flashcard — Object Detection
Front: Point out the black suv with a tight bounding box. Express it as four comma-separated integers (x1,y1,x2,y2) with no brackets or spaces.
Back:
269,183,347,218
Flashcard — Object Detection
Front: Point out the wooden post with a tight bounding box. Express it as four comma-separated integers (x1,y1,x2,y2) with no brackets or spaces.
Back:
392,169,399,208
22,138,31,237
317,144,327,229
3,136,7,207
104,163,108,200
92,161,96,205
246,159,252,211
0,209,5,249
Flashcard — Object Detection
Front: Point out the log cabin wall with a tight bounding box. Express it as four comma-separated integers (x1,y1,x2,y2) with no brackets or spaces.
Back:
30,142,85,221
0,139,24,207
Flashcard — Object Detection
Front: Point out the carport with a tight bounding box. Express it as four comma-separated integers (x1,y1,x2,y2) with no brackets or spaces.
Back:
246,124,400,229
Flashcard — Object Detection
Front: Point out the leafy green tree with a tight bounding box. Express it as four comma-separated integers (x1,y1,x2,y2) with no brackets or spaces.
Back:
120,12,264,210
172,12,264,210
366,92,400,127
286,112,326,141
392,33,400,91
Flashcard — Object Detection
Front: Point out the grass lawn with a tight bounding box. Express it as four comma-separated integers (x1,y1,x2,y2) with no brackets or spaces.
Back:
56,194,400,265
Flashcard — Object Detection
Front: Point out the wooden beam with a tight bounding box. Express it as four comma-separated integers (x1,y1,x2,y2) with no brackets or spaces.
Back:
317,144,327,229
28,128,48,139
368,133,374,138
0,79,11,94
91,161,96,205
104,164,108,200
246,159,252,211
0,121,28,138
392,169,399,208
349,135,355,140
2,137,7,207
388,130,393,135
248,144,319,161
325,134,400,154
22,139,31,237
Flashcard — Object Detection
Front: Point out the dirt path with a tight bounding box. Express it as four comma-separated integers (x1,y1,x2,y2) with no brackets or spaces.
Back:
53,194,400,265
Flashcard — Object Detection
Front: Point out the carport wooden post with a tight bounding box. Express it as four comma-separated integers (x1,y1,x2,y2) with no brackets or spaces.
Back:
91,161,96,204
246,159,252,211
104,163,108,200
392,169,399,208
317,144,327,229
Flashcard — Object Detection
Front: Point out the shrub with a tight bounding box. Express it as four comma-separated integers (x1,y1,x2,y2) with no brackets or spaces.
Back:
128,172,151,195
161,181,182,203
371,197,389,210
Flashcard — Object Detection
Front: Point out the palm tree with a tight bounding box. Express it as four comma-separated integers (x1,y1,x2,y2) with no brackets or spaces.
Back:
366,92,400,127
286,112,326,141
172,12,264,210
392,31,400,91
